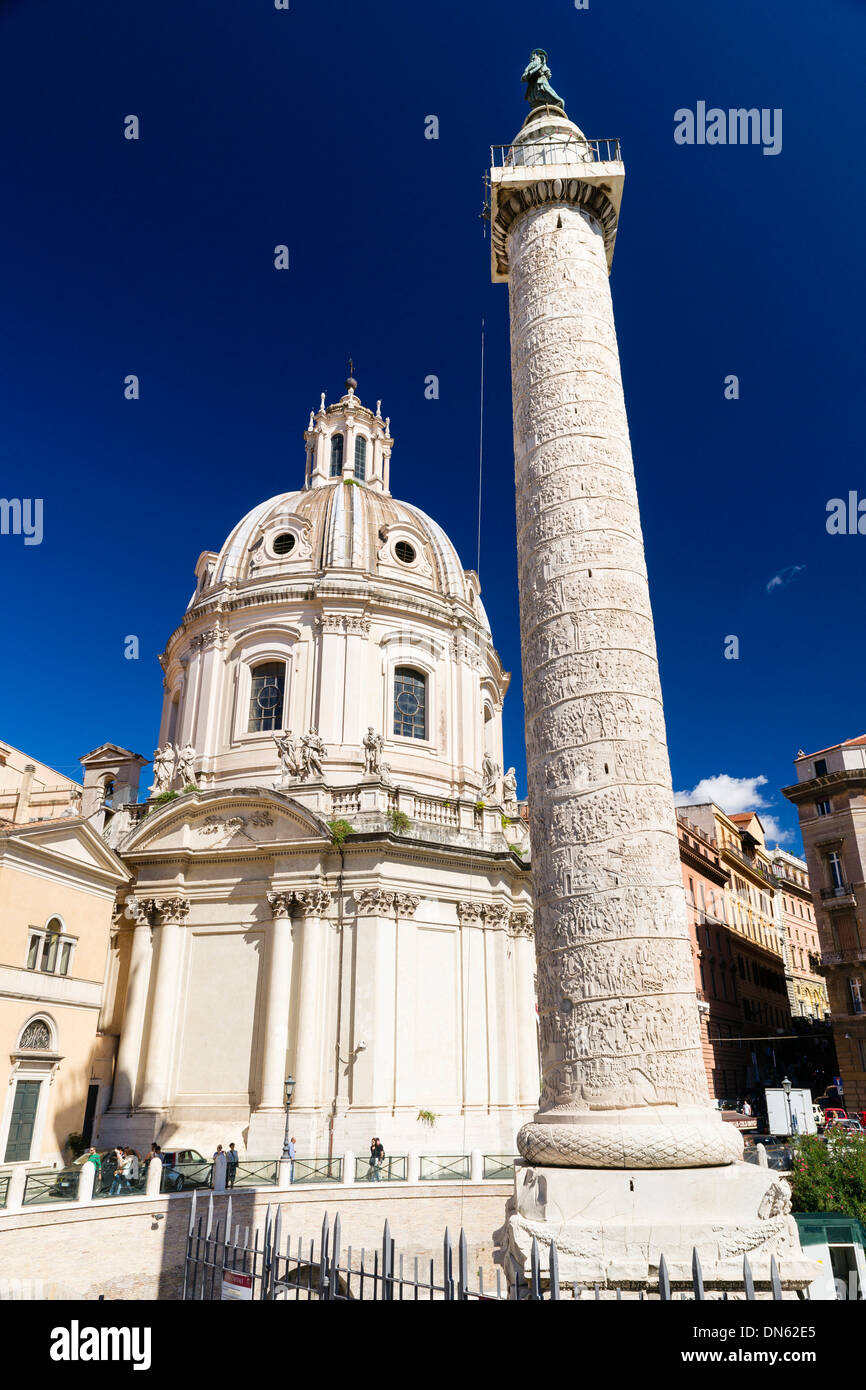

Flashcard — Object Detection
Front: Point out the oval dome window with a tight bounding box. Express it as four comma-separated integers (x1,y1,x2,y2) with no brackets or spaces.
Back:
272,533,296,556
394,540,416,564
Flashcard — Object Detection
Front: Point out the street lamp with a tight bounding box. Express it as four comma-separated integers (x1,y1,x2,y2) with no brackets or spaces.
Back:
281,1075,295,1161
782,1076,793,1136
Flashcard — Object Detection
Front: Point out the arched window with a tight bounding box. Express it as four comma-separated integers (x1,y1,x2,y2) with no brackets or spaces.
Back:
354,435,367,482
393,667,426,740
19,1017,53,1051
248,661,285,733
329,434,344,477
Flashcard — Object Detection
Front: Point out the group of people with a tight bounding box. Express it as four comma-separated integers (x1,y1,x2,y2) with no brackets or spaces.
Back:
211,1143,240,1191
367,1136,386,1181
80,1142,164,1194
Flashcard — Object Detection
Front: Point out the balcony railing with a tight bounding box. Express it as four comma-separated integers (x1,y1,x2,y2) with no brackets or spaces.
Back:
821,883,856,900
491,136,622,168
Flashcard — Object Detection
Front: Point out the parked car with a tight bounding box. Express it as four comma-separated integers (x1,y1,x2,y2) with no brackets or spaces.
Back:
824,1118,862,1139
160,1149,211,1191
812,1104,825,1131
823,1107,849,1126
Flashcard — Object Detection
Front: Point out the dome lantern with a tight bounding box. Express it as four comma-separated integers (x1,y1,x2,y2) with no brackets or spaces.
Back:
304,373,392,495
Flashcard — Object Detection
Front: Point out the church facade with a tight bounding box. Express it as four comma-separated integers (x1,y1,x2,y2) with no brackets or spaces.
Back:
98,380,538,1158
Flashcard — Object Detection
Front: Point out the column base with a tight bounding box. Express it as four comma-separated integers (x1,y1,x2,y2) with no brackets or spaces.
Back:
518,1105,743,1168
495,1162,819,1296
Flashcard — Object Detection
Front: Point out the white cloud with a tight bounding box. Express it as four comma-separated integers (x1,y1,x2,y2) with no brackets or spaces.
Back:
674,773,793,845
758,815,793,846
766,564,805,593
674,773,769,813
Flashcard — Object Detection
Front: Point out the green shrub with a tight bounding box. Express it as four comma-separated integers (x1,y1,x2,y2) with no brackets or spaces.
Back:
386,808,411,835
182,782,199,794
149,789,179,809
788,1132,866,1223
508,843,525,857
417,1109,438,1128
327,818,355,848
66,1132,86,1160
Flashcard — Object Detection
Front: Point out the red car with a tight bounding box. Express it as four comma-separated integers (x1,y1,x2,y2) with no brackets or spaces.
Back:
823,1107,848,1126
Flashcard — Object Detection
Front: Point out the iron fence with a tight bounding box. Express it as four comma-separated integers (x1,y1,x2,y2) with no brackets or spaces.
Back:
161,1159,213,1194
181,1192,809,1301
419,1155,469,1182
490,136,621,168
22,1167,79,1205
483,1155,518,1180
290,1157,342,1185
229,1159,279,1189
354,1155,407,1183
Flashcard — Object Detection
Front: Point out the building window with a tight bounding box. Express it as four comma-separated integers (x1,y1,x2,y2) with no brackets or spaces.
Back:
814,758,827,777
248,661,285,733
816,799,832,817
394,540,416,565
849,978,864,1016
828,851,845,890
19,1019,52,1051
329,434,344,477
26,920,74,976
354,435,367,481
272,532,296,556
393,666,426,739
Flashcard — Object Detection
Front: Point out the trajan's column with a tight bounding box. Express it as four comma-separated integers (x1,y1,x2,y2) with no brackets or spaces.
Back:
490,52,814,1292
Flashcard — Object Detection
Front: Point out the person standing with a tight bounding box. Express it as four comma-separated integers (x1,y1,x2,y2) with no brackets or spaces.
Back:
288,1136,296,1184
212,1144,227,1193
83,1147,102,1192
742,1098,753,1118
370,1137,385,1181
145,1143,163,1190
226,1142,239,1188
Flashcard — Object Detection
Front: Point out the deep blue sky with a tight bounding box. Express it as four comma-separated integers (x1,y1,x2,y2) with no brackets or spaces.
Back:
1,0,863,849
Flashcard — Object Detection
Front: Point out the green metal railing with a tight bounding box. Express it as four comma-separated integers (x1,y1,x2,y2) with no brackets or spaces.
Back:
22,1167,79,1205
354,1155,407,1183
0,1172,9,1209
290,1157,342,1185
229,1159,279,1188
419,1155,470,1182
483,1155,518,1180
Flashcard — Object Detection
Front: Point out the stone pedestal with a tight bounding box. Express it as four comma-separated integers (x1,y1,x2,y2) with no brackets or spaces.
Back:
495,1162,818,1296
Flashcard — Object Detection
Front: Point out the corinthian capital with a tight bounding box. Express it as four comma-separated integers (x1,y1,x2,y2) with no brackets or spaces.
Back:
508,910,534,939
123,895,154,926
456,901,485,927
153,896,191,925
355,888,395,917
293,888,332,917
483,904,510,930
393,893,420,918
267,891,294,919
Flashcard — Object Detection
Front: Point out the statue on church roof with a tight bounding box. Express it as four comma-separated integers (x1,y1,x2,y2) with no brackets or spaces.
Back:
521,49,565,110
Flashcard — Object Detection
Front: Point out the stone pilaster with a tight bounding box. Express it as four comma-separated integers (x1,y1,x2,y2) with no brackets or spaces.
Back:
138,896,190,1111
290,888,332,1112
259,891,296,1109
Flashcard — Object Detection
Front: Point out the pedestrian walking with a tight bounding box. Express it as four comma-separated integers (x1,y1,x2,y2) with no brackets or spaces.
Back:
110,1147,132,1196
226,1142,239,1188
212,1144,227,1193
288,1136,296,1183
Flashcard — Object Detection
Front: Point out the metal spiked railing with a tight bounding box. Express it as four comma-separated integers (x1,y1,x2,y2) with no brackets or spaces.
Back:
181,1192,813,1301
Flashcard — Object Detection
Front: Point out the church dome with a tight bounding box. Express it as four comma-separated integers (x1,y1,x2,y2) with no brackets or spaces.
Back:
210,482,491,633
158,384,507,803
